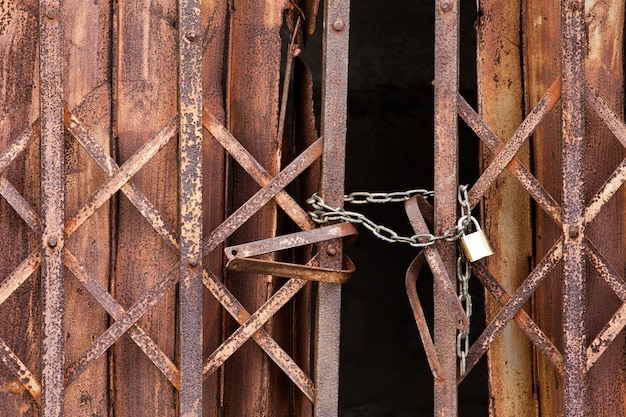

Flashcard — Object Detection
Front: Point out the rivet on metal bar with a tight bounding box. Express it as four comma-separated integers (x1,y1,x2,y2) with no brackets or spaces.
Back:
224,223,358,284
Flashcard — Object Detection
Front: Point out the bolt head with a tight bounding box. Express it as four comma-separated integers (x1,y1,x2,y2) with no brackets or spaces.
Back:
332,18,345,31
46,9,57,19
48,238,58,248
441,1,451,11
188,259,198,268
187,31,197,41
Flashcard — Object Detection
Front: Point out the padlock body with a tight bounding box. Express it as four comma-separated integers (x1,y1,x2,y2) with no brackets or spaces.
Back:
460,229,495,262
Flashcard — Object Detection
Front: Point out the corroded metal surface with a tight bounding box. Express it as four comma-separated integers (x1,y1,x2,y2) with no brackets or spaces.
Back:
178,0,204,413
0,338,41,402
203,110,316,231
469,77,562,208
433,0,459,414
66,113,179,252
225,223,357,284
202,269,315,402
405,253,444,380
39,0,66,414
405,197,469,330
64,265,180,385
203,278,307,375
464,240,563,381
64,116,178,237
561,1,587,416
457,96,563,224
470,261,563,376
64,249,181,389
1,0,348,414
203,138,323,254
315,0,350,414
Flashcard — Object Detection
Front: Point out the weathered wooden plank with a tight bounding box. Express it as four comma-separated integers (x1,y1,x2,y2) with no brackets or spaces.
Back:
476,2,534,417
293,57,318,417
581,1,626,416
62,0,112,414
223,0,288,415
521,1,563,415
200,0,228,415
0,3,41,415
112,0,178,415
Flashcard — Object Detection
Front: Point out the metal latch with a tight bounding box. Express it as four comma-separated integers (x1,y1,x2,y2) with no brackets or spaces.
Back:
224,223,358,284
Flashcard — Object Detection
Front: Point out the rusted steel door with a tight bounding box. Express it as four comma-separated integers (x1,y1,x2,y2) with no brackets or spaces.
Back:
0,0,350,416
415,0,626,416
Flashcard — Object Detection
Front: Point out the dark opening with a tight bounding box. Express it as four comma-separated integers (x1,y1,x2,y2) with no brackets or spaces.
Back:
335,1,486,416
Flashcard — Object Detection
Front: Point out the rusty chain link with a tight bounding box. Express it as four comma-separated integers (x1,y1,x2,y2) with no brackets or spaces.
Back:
456,184,473,376
308,184,475,377
307,187,470,248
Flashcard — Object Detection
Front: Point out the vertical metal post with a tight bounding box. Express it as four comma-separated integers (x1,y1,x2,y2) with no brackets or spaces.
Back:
433,0,459,415
39,0,65,416
315,0,349,415
178,0,203,414
562,1,587,416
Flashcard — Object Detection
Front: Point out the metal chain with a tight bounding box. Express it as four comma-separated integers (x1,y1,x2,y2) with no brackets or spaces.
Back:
456,184,472,376
456,251,472,376
307,188,467,248
308,185,476,376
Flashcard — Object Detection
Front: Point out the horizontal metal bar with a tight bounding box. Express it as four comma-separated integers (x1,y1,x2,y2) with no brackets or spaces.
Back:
226,255,355,284
225,223,357,259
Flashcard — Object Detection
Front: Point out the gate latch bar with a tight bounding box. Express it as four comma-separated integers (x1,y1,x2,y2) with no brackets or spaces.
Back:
225,223,358,284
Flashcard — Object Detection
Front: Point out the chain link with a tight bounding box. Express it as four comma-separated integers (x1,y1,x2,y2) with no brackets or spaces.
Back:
307,188,467,248
456,251,472,376
455,184,473,376
307,185,476,377
344,189,435,204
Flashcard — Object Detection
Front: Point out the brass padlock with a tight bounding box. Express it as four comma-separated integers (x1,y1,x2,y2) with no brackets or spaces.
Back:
459,216,495,262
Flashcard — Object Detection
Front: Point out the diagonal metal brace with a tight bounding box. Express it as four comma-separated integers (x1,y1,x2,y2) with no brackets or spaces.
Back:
224,223,358,284
404,196,469,331
405,252,444,381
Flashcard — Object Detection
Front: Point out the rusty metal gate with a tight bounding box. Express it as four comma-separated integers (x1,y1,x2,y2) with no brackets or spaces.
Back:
3,0,626,416
413,0,626,416
0,0,352,415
